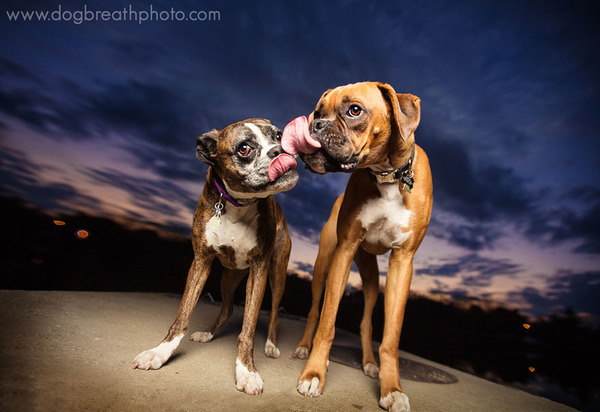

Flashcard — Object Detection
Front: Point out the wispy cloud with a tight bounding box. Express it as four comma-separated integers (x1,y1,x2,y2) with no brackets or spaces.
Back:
508,270,600,318
419,253,522,281
525,187,600,254
0,145,99,212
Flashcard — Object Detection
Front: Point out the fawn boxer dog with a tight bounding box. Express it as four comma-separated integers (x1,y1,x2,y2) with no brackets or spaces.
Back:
282,82,433,411
133,118,298,395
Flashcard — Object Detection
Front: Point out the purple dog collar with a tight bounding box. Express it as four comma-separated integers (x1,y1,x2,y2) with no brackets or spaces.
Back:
213,177,242,207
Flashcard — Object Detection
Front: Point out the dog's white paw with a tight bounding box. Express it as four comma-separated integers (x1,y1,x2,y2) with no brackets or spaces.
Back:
379,391,410,412
293,346,309,359
297,377,321,398
132,335,183,371
132,349,168,370
363,362,379,379
264,339,280,358
190,331,213,342
235,359,263,395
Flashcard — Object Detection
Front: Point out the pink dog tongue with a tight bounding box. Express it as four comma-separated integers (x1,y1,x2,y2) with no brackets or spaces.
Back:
281,116,321,155
268,154,297,182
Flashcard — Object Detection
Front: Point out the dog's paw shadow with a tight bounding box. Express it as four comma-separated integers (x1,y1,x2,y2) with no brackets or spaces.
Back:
329,345,458,384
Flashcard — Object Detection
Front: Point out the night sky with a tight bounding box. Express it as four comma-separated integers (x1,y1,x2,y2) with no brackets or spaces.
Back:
1,0,599,321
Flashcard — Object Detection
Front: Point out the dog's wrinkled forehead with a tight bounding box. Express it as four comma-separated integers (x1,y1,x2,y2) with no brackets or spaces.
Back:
314,83,387,118
223,120,279,150
309,82,388,121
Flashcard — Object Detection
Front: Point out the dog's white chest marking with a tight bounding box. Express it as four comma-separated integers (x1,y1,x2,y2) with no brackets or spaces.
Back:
357,182,412,249
205,204,259,269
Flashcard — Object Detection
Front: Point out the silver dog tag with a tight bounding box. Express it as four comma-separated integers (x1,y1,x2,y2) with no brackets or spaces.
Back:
206,215,221,231
207,196,224,231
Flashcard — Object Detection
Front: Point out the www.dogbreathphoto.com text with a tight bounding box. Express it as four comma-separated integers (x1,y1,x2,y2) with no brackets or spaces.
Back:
4,4,221,25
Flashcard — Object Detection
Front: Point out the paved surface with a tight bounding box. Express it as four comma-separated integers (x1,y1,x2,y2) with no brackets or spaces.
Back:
0,290,574,411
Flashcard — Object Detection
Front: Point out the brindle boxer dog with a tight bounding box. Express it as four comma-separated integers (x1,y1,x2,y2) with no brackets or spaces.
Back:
133,118,298,395
282,82,433,411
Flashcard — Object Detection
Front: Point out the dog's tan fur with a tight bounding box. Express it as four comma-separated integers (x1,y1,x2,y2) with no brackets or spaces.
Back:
295,82,433,411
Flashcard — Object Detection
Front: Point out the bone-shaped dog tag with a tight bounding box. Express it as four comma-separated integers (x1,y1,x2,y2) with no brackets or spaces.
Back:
206,215,222,231
207,197,224,231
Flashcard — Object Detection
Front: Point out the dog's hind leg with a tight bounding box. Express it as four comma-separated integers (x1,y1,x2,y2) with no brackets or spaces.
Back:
191,268,246,343
264,221,291,358
293,195,342,359
354,246,380,379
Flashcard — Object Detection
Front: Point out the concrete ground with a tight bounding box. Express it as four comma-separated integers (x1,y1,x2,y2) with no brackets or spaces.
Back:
0,290,574,411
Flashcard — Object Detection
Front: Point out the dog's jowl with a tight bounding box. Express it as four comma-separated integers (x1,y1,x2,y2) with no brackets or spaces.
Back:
133,118,298,395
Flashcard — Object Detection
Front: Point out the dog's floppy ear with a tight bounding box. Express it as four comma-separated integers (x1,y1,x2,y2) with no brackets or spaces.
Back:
196,129,219,165
378,83,421,142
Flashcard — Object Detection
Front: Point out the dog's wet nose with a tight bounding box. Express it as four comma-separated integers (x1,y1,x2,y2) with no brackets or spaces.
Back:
267,146,283,159
311,119,329,132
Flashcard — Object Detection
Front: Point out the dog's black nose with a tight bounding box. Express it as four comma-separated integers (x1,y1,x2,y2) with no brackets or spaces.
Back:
312,119,329,132
267,146,283,159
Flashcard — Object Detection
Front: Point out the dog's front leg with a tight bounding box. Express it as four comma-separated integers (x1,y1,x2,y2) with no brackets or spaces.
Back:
378,248,414,412
235,259,269,395
132,256,213,370
297,241,358,398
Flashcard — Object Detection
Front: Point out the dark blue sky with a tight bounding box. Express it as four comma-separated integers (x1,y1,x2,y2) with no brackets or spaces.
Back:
1,0,599,321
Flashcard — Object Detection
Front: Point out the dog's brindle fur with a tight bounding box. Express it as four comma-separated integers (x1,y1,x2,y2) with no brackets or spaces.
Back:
133,119,297,395
294,83,433,411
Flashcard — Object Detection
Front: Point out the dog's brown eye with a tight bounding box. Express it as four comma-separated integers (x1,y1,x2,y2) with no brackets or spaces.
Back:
238,144,253,157
276,131,282,141
348,105,362,117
